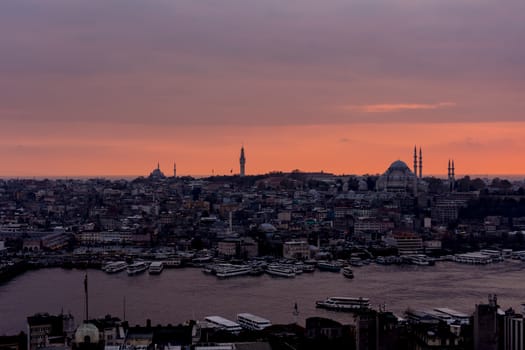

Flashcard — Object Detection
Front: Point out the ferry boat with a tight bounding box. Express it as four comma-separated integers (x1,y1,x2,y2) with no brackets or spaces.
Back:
237,313,272,331
317,261,341,272
215,264,251,278
103,261,128,273
342,266,354,279
316,297,370,312
266,264,295,278
205,316,242,334
127,261,148,275
148,261,164,275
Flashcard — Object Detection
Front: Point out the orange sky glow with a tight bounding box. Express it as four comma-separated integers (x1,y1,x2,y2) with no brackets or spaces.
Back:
1,0,524,178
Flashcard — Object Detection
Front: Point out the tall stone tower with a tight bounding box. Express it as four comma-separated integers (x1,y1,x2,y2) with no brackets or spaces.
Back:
240,146,246,177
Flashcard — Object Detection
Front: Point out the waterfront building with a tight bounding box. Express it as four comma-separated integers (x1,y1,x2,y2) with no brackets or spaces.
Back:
282,240,309,260
384,233,423,255
217,239,240,258
355,310,378,350
27,313,75,350
305,317,345,340
0,334,26,350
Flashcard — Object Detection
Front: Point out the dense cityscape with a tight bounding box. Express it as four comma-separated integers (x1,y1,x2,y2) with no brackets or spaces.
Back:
2,0,524,348
1,147,525,349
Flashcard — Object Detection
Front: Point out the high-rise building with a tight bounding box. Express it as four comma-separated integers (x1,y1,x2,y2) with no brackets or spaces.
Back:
474,295,500,350
239,146,246,177
504,309,524,350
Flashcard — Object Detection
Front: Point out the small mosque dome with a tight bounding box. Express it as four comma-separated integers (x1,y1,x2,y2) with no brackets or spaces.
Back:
74,323,100,344
149,163,166,179
259,223,277,233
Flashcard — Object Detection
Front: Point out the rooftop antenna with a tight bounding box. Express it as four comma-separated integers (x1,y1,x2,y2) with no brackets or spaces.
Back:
84,273,89,322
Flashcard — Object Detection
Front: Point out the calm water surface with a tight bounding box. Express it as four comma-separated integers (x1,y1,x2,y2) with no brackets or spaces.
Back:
1,261,524,333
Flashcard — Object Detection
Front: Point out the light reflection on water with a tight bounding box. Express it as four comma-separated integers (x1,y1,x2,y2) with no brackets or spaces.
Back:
1,261,524,333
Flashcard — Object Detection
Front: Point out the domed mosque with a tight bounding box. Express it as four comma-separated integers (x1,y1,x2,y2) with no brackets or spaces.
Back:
376,147,425,194
148,162,166,180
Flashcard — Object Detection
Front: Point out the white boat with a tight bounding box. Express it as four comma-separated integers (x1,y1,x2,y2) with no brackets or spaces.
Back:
237,313,272,330
316,297,370,312
266,264,295,278
127,261,148,275
317,261,342,272
148,261,164,275
215,264,252,278
103,261,128,273
342,266,354,279
205,316,242,334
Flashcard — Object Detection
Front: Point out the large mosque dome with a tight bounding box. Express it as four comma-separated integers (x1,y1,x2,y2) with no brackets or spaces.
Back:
376,160,416,192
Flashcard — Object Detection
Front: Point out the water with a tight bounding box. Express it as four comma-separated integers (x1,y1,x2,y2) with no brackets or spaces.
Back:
1,261,524,334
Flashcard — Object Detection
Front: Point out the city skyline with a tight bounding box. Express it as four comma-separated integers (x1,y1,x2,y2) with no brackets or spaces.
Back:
1,0,524,177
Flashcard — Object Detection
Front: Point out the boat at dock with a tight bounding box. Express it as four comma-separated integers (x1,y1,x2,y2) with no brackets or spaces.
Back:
103,261,128,273
316,297,370,312
127,261,148,275
215,264,252,278
317,261,342,272
266,264,295,278
148,261,164,275
237,313,272,331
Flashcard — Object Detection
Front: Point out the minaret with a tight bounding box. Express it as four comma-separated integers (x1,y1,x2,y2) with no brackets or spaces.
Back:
413,146,417,175
173,162,177,178
413,146,418,197
448,160,451,191
451,160,455,191
448,159,455,192
418,148,423,179
240,146,246,177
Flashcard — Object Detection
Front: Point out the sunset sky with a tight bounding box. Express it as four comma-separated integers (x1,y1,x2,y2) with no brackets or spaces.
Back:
1,0,524,177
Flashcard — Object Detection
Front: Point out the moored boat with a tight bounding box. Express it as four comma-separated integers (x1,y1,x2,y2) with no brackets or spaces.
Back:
266,264,295,278
317,261,341,272
215,264,251,278
316,297,370,312
103,261,128,273
148,261,164,275
127,261,148,275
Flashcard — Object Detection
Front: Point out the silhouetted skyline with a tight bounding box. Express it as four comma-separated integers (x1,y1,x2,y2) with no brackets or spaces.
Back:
1,0,524,176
